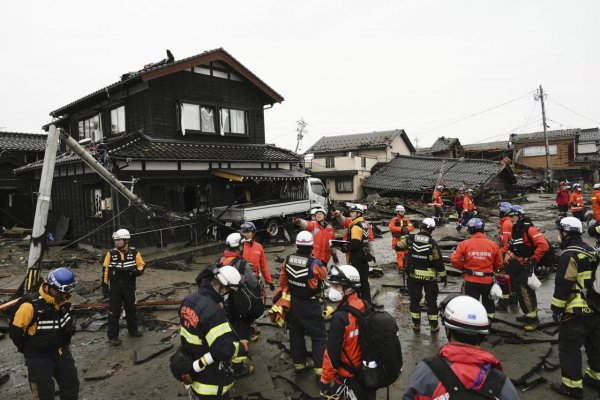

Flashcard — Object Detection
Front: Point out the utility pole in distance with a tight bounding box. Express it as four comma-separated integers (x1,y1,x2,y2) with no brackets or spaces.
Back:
534,85,551,186
295,118,308,153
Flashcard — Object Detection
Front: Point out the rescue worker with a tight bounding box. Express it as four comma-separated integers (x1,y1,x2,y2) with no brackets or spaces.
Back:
432,185,444,226
451,218,503,319
403,295,519,400
550,217,600,398
570,183,585,221
241,222,275,296
397,217,446,332
102,228,144,346
292,207,338,265
320,264,376,400
591,183,600,223
340,204,375,303
454,187,465,216
389,205,414,274
456,189,476,232
505,205,549,331
588,222,600,247
9,268,79,400
496,202,513,310
557,181,570,217
279,231,328,376
176,265,249,399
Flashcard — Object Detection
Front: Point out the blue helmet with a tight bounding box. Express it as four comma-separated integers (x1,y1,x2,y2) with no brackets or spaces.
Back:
498,202,512,214
47,267,77,293
240,221,256,233
467,218,485,234
507,205,525,216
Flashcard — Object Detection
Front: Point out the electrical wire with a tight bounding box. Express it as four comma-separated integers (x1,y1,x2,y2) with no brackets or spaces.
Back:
547,97,600,125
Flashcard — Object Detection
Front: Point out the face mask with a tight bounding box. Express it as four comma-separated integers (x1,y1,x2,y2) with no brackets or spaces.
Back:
328,288,344,302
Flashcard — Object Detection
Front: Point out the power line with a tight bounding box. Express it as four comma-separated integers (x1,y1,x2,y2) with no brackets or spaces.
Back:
547,96,600,125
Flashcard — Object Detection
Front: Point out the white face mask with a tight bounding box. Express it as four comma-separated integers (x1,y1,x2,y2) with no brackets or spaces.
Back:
557,233,563,243
328,287,344,302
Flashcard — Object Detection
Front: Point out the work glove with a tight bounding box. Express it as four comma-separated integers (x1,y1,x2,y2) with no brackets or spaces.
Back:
101,283,109,299
269,283,275,291
440,275,447,288
135,269,143,277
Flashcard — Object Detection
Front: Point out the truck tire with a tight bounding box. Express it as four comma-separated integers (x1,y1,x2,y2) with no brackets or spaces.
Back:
265,218,281,238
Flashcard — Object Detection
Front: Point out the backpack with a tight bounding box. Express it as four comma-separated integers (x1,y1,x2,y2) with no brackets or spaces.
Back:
221,256,259,292
423,355,506,400
219,256,263,321
564,245,600,312
338,302,402,389
9,294,40,330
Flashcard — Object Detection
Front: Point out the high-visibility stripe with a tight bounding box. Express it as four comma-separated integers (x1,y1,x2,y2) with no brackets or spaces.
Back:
562,376,583,389
413,269,437,278
428,314,438,321
281,292,291,301
205,322,232,346
487,313,495,319
410,312,421,319
525,310,537,318
552,297,567,308
191,381,233,396
585,368,600,381
232,341,239,358
180,326,202,345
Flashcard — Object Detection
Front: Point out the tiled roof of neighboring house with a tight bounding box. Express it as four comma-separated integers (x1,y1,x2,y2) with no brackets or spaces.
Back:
363,155,512,194
306,129,415,154
310,170,358,179
579,127,600,142
50,48,284,117
0,132,47,152
462,141,511,152
510,129,579,144
15,132,299,173
430,137,460,153
415,147,431,155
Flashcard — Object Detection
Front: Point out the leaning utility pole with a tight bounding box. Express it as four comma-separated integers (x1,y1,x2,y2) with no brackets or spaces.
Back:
295,118,308,153
535,85,551,186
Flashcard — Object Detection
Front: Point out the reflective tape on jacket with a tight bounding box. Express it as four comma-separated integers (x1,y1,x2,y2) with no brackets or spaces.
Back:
180,326,202,345
205,322,232,346
411,268,437,278
191,381,234,396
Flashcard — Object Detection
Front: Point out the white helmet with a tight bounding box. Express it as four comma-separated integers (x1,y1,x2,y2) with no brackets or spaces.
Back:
594,183,600,190
437,185,444,190
296,231,314,246
395,205,405,214
215,265,241,288
310,208,326,216
112,229,130,240
349,204,364,214
557,216,583,233
327,264,361,288
225,232,243,248
421,218,436,230
440,295,490,335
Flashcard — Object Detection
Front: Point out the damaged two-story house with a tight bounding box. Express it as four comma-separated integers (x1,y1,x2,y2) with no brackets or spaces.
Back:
15,49,301,250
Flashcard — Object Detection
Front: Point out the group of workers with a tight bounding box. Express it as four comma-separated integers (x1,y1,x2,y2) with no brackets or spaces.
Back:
8,182,600,400
556,181,600,222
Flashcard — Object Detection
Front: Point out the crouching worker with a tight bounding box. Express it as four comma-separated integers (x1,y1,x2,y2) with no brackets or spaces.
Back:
320,265,376,400
10,268,79,400
403,295,519,400
171,266,249,399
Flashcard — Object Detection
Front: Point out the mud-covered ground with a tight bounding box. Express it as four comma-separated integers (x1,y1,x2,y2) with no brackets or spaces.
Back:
1,193,599,399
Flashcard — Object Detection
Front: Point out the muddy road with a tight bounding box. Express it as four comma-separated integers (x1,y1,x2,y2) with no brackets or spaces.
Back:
1,193,598,399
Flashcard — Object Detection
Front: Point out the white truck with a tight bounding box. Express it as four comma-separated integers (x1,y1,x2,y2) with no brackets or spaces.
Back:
211,177,330,239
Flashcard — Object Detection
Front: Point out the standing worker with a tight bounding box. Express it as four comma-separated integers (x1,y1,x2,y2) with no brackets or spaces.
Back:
454,187,465,217
241,222,275,297
456,189,476,232
591,183,600,223
102,228,144,346
320,264,376,400
557,182,570,217
397,218,446,332
9,268,79,400
505,205,549,331
432,185,444,226
496,202,513,311
279,231,328,376
570,183,585,222
174,266,249,399
292,207,338,266
403,295,519,400
389,205,414,274
451,218,503,319
550,217,600,398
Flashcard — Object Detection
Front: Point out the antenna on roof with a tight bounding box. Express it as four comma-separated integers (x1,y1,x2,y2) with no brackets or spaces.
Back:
295,118,308,153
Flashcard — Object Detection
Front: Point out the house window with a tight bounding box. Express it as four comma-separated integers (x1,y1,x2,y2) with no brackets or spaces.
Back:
326,156,335,168
78,114,102,142
578,143,597,154
110,106,126,134
220,108,247,135
522,144,557,157
361,157,367,168
85,187,103,218
181,103,216,134
336,177,353,193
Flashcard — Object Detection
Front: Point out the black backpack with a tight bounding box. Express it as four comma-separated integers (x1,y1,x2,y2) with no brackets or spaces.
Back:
423,355,506,399
338,302,402,389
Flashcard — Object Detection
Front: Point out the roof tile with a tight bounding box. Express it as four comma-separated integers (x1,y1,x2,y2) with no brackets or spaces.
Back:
0,132,47,152
306,130,410,153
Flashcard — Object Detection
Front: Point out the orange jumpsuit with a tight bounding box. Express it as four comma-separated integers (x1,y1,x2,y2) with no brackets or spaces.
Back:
243,240,273,285
591,189,600,221
498,216,513,253
451,232,503,285
389,216,414,271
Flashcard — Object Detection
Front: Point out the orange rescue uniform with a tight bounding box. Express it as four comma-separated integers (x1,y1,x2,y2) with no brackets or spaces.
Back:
389,216,414,271
570,191,584,212
242,240,273,285
498,216,513,253
450,232,503,284
592,189,600,221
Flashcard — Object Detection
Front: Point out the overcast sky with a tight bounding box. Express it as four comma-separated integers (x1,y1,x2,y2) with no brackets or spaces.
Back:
1,1,598,151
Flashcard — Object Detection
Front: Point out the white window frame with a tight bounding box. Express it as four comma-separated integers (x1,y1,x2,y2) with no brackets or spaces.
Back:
180,103,217,135
578,142,597,154
78,114,103,142
110,106,126,135
522,144,557,157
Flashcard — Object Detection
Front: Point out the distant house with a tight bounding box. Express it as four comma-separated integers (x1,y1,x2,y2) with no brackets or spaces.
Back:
0,132,46,229
16,48,300,249
362,154,515,200
305,130,415,201
510,128,600,182
462,141,512,161
415,137,464,158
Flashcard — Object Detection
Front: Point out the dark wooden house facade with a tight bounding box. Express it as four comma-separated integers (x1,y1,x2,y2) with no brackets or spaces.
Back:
16,49,300,251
